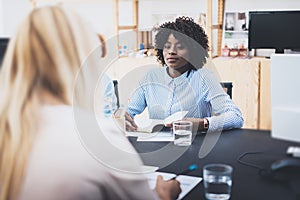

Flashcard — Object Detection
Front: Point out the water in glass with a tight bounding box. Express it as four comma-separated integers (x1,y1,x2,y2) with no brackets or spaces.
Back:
204,174,232,200
174,130,192,146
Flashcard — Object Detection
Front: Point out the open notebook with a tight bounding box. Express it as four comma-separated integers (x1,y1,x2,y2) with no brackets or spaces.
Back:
145,171,202,200
137,111,188,133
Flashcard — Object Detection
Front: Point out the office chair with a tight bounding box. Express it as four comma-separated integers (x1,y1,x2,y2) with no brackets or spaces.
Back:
220,82,233,99
113,80,120,108
0,38,9,67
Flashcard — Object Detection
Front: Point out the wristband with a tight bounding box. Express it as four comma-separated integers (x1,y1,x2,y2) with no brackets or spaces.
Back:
203,118,209,130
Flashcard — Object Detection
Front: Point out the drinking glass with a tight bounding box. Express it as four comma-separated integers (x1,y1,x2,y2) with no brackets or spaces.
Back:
173,121,192,146
203,164,233,200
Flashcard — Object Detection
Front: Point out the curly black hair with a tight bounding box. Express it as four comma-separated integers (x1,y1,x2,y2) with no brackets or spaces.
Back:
154,16,209,70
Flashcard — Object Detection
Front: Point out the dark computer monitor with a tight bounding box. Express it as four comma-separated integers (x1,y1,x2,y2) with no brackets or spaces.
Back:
0,38,9,67
248,11,300,53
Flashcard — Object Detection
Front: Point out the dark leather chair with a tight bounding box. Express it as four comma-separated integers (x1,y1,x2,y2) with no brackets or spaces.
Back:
221,82,233,99
113,80,120,108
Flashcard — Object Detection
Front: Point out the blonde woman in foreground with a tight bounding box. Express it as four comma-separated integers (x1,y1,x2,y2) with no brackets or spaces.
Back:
0,6,181,200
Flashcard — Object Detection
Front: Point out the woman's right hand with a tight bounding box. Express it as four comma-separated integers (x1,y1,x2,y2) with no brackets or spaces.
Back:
125,112,138,131
155,175,182,200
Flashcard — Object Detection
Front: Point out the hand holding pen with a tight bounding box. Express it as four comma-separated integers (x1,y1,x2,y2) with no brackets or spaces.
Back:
155,164,197,200
155,175,181,200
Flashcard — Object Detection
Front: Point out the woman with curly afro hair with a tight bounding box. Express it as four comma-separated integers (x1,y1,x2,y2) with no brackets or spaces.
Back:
126,17,243,133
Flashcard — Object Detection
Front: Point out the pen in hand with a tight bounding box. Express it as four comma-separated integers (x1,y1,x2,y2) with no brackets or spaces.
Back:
170,164,198,180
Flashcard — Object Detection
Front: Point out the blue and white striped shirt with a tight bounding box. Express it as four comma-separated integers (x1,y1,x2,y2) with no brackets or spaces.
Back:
127,67,243,132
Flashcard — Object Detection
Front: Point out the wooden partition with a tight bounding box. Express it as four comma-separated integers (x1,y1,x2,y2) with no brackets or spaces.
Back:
211,57,260,129
211,57,271,130
259,59,271,130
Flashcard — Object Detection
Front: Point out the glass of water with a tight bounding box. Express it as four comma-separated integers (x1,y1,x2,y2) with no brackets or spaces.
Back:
173,121,192,146
203,164,233,200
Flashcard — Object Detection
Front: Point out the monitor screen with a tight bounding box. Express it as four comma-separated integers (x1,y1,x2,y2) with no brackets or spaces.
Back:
248,11,300,53
0,38,9,67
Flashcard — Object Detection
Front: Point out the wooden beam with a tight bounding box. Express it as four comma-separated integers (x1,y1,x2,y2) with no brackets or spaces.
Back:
114,0,119,50
133,0,138,27
211,24,222,29
206,0,212,57
116,0,139,53
118,25,137,30
133,0,139,50
217,0,225,56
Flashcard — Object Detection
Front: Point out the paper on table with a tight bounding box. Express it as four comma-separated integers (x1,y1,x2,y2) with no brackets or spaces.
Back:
125,131,153,138
137,131,174,142
176,175,202,199
145,171,202,200
141,165,159,173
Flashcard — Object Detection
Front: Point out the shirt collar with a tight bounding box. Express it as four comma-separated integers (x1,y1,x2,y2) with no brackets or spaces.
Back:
164,67,191,85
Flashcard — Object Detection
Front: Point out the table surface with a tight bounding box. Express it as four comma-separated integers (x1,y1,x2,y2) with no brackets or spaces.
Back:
129,129,300,200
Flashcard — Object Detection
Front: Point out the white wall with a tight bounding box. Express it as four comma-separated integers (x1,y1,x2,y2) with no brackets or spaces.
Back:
64,1,115,39
1,0,30,36
0,0,116,39
139,0,207,30
63,1,118,59
0,0,118,58
0,0,3,34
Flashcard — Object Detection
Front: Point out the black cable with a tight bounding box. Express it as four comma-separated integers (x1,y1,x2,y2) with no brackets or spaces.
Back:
237,152,271,178
238,152,300,198
237,151,265,170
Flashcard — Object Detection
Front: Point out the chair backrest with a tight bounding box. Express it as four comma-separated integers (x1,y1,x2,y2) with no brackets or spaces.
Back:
0,38,9,67
113,80,120,108
221,82,233,99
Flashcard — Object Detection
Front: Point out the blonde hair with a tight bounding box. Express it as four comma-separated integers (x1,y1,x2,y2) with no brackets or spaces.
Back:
0,6,101,200
98,33,107,57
